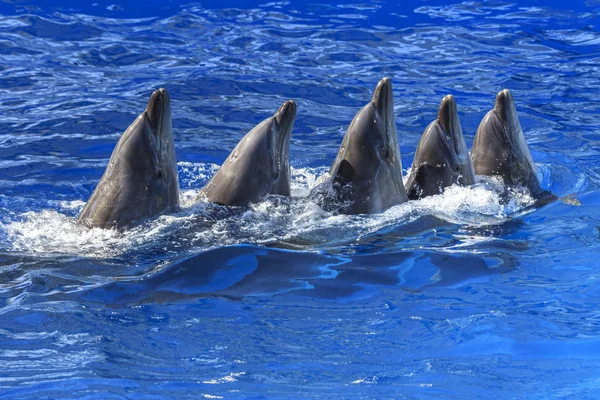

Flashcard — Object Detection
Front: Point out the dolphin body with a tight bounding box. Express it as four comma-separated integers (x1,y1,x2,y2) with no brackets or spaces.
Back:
471,89,545,197
314,77,408,214
197,100,296,206
405,95,475,199
78,88,179,229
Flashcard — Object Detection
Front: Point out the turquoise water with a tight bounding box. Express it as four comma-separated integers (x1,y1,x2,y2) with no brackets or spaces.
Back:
1,0,600,398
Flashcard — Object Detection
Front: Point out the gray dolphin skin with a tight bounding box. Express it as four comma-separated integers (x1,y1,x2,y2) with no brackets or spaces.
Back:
471,89,543,197
78,88,179,229
198,100,296,206
405,94,475,199
325,77,408,214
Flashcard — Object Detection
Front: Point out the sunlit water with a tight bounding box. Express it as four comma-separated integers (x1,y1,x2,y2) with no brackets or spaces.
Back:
1,0,600,398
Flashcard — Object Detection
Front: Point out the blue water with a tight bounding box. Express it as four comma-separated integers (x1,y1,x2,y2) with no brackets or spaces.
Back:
1,0,599,398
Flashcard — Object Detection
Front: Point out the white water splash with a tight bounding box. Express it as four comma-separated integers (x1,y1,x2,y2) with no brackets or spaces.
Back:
0,163,537,258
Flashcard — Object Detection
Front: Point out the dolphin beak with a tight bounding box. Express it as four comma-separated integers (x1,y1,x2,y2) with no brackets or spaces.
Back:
273,100,296,174
274,100,296,133
493,88,522,146
146,88,169,133
371,77,393,127
145,88,173,178
438,94,460,155
274,100,296,151
438,94,475,184
371,77,400,164
491,88,538,181
493,88,513,123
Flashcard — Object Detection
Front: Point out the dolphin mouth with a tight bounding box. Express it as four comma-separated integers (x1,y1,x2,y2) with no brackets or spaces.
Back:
273,100,296,177
371,77,399,163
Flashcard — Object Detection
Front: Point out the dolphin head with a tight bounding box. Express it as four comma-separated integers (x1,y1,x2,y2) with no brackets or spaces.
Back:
334,77,402,176
471,89,542,196
405,94,474,199
493,90,536,166
78,88,179,229
494,88,540,189
326,77,407,213
199,100,296,206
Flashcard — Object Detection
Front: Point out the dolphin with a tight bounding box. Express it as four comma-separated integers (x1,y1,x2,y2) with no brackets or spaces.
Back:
78,88,179,229
471,89,544,197
197,100,296,206
316,77,408,214
405,94,475,199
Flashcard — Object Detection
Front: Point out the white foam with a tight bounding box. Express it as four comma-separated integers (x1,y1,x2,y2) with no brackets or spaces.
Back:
290,166,328,196
2,209,123,257
0,163,538,258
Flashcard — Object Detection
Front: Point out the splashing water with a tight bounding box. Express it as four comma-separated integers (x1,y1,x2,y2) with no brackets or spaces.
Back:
0,165,537,259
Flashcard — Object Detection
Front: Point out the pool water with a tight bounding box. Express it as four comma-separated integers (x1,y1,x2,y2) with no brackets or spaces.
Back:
1,0,600,398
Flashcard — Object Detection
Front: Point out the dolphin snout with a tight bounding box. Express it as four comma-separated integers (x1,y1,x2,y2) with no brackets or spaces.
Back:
275,100,296,126
494,88,514,122
273,100,295,171
498,88,512,101
438,94,457,134
441,94,455,108
371,77,391,112
146,88,170,129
